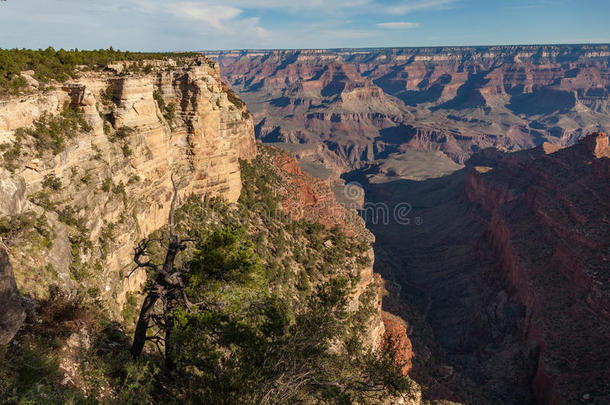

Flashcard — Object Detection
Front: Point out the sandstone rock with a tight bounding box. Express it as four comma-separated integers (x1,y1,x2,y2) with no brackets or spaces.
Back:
0,169,26,216
215,45,610,167
0,247,25,345
466,133,610,403
0,58,256,317
19,71,39,91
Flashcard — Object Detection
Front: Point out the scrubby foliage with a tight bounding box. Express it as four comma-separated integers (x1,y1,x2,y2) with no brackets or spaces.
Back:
226,87,246,109
0,47,199,95
2,103,93,164
153,90,177,124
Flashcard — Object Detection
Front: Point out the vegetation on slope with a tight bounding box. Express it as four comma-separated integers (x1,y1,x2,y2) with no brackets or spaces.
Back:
0,148,414,404
1,102,93,171
0,47,200,96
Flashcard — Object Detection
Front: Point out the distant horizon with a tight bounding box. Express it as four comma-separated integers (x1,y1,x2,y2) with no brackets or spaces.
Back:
1,1,609,51
6,41,610,54
200,42,610,53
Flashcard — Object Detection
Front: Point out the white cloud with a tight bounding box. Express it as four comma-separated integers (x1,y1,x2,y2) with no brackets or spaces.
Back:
202,0,372,12
377,22,420,29
388,0,458,15
0,0,462,50
167,3,242,31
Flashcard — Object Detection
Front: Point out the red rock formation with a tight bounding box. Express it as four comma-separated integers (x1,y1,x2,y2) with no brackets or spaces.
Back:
212,46,610,167
381,312,413,375
373,274,415,376
466,133,610,404
267,149,362,236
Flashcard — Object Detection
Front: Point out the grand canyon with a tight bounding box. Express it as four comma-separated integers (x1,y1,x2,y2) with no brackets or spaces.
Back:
0,11,609,405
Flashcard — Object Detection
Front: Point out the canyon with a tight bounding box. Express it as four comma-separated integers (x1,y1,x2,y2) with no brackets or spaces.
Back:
361,134,610,404
0,53,421,403
0,56,256,328
211,45,610,404
211,45,610,170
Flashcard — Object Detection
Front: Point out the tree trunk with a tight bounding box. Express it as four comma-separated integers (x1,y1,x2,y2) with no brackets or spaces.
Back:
130,289,159,358
164,305,176,370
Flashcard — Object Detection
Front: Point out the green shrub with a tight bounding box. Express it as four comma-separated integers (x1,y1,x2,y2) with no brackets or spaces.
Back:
29,190,56,210
153,90,177,123
19,103,92,155
115,126,135,140
226,88,245,109
42,173,62,190
0,141,22,172
0,212,52,248
101,177,112,192
121,142,133,157
0,47,200,95
101,83,115,104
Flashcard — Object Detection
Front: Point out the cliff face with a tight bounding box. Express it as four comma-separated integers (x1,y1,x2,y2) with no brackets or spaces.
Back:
264,147,419,404
0,58,256,316
0,247,25,345
213,45,610,169
465,133,610,404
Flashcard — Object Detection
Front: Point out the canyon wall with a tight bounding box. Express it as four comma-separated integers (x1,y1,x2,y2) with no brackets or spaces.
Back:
0,247,25,345
465,133,610,404
0,57,256,318
263,146,416,366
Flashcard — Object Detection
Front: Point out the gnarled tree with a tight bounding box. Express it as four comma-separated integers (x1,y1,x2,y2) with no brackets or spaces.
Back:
128,175,197,369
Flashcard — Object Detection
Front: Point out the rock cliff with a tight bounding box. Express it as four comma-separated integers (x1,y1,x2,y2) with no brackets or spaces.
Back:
351,133,609,403
465,133,610,404
0,247,25,345
0,57,256,317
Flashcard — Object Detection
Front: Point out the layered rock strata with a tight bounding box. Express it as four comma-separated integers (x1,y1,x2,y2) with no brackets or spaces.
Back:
0,58,256,317
213,45,610,168
465,133,610,404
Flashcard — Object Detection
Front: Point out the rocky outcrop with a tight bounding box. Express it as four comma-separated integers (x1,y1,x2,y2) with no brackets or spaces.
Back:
0,57,256,317
465,133,610,404
270,150,365,237
0,247,25,345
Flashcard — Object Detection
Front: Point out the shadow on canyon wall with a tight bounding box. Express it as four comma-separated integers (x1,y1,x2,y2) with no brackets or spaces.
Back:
346,169,539,404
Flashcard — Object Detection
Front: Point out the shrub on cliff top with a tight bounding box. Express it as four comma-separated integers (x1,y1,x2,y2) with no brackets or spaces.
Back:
226,87,246,110
0,47,200,95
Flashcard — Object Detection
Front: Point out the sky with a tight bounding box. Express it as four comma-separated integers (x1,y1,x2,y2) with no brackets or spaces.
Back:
0,0,609,51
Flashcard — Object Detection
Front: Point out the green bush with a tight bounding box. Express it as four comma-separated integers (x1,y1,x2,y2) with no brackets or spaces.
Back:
115,126,135,140
226,88,245,109
0,141,22,172
101,83,115,104
121,143,133,157
42,173,62,190
19,103,92,155
101,177,112,192
153,90,177,123
0,47,200,95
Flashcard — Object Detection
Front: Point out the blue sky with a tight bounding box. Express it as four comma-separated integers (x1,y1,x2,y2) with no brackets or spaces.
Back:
1,0,609,51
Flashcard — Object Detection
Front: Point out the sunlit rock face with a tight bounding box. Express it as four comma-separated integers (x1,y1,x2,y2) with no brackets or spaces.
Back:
0,58,255,315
